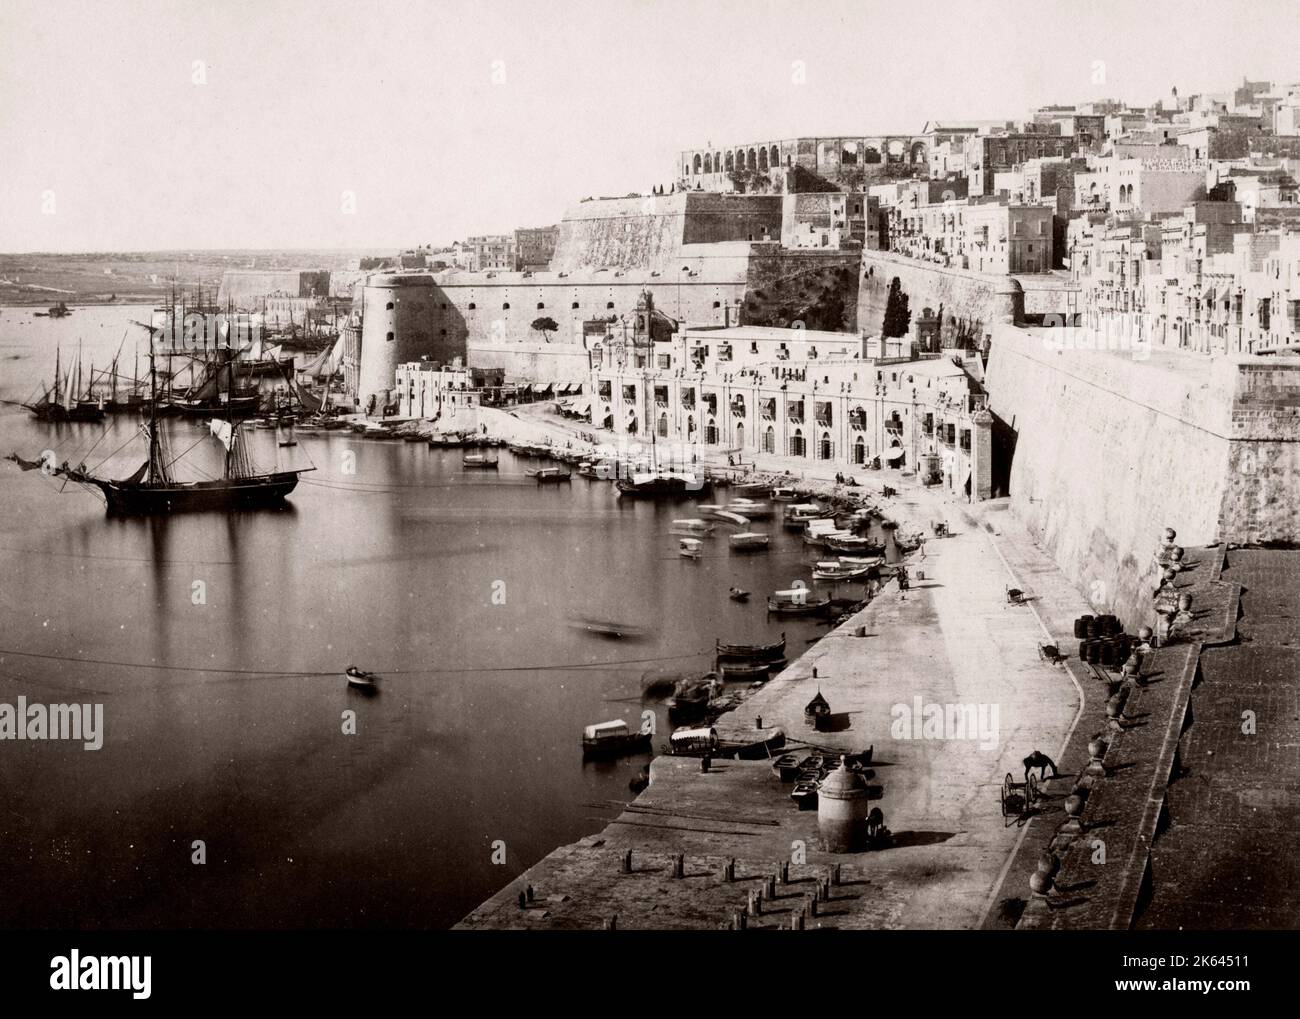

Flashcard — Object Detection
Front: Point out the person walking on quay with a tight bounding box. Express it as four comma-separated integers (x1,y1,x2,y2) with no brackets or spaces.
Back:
1023,750,1059,783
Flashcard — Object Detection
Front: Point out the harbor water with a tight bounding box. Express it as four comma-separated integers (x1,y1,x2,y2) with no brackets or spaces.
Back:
0,304,872,928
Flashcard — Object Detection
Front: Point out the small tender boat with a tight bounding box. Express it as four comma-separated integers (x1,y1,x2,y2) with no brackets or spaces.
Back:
727,586,750,602
812,560,872,581
791,780,819,810
825,533,885,554
711,509,750,527
729,531,770,552
784,503,825,529
571,618,646,640
463,454,499,469
667,675,719,719
767,590,833,616
716,633,786,661
671,518,715,535
581,719,652,759
771,753,803,782
530,467,572,483
727,499,773,520
804,689,831,728
344,666,378,690
719,659,770,681
771,486,800,502
679,537,703,560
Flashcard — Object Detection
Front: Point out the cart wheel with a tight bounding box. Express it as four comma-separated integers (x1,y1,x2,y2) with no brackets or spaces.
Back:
1027,772,1039,804
1000,772,1013,815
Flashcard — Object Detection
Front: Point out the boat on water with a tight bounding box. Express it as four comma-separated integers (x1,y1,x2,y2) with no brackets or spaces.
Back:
728,531,770,552
783,503,825,529
767,589,833,616
529,467,572,483
771,486,800,502
671,518,715,535
825,533,885,555
732,480,770,496
710,509,750,527
570,617,646,640
727,586,750,602
616,469,709,498
678,537,703,559
727,498,773,520
812,560,872,581
42,347,314,515
463,454,499,469
666,674,719,719
581,719,652,759
345,666,379,690
716,632,785,661
718,659,773,681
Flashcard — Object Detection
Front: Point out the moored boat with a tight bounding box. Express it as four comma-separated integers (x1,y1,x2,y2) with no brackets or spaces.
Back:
767,589,833,616
529,467,572,483
728,531,770,552
812,560,872,581
463,454,499,469
715,632,786,661
345,666,379,690
678,537,703,559
581,719,652,759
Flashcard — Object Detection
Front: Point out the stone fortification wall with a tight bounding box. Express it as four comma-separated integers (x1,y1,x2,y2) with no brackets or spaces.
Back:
983,326,1300,629
550,193,783,274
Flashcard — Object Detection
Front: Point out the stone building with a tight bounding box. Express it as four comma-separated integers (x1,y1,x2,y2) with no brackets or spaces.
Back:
678,135,929,193
965,132,1078,196
514,225,559,270
586,318,994,499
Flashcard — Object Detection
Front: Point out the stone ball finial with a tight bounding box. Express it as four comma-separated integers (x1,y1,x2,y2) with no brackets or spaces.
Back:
1065,794,1085,817
1138,625,1154,641
1036,851,1060,877
1029,870,1053,896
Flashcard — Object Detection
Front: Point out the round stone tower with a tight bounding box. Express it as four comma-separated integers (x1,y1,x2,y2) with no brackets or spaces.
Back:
817,758,871,853
993,276,1024,327
357,274,439,412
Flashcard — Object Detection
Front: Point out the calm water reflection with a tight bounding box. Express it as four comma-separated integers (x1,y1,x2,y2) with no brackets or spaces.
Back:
0,306,851,928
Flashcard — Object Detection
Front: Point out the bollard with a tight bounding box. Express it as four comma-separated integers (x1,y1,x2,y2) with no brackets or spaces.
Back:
726,857,736,882
831,863,842,886
808,893,818,918
764,876,776,899
822,877,831,902
733,910,746,931
755,715,762,729
780,861,790,884
701,754,711,773
517,891,527,910
748,890,761,917
673,853,684,879
526,884,535,903
621,849,633,874
792,909,804,931
604,916,618,931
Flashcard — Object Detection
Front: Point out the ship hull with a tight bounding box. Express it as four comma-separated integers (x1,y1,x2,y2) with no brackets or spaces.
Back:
90,471,305,515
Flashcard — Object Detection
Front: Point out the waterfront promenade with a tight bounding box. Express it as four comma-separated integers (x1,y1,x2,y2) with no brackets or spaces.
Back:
458,404,1096,929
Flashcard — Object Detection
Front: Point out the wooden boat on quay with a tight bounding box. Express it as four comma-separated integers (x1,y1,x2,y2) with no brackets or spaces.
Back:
729,531,771,552
581,719,652,759
716,632,785,662
667,722,786,759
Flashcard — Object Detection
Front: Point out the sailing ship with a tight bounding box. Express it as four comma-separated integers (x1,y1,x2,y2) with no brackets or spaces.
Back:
22,343,107,422
55,342,314,514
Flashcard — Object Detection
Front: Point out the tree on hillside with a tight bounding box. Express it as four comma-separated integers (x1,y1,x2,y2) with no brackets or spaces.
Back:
882,277,911,339
531,316,559,343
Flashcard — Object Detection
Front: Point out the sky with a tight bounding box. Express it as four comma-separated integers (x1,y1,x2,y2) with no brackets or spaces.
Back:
0,0,1296,252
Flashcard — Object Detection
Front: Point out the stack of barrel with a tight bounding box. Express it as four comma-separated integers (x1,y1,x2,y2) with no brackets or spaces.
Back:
1073,614,1130,670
